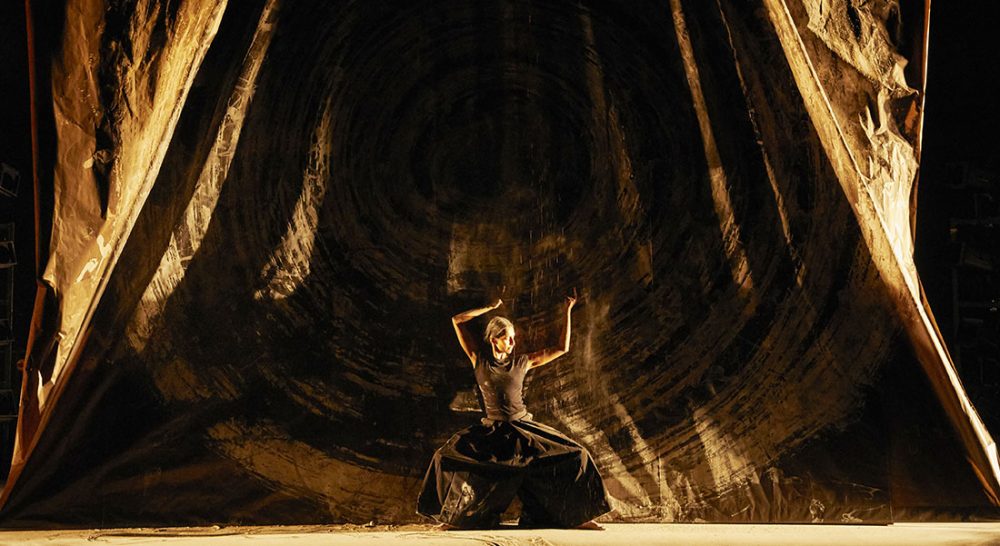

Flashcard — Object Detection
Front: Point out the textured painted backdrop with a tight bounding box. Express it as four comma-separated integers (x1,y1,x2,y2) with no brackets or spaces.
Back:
3,0,997,526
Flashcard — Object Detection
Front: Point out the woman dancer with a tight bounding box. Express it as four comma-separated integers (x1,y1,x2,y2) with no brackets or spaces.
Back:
417,291,610,529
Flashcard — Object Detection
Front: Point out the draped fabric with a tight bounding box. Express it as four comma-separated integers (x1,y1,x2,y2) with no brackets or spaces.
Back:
3,0,998,526
417,418,611,528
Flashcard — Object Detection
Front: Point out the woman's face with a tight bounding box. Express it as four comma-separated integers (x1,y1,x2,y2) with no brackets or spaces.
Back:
491,326,516,355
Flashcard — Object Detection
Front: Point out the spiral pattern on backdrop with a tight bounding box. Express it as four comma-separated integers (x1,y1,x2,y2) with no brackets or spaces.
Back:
111,0,897,521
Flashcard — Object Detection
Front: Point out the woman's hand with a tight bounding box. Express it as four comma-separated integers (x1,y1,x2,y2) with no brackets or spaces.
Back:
491,298,504,309
565,288,577,310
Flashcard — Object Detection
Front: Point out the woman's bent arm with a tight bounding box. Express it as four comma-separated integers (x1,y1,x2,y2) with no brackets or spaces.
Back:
527,291,576,368
452,299,502,365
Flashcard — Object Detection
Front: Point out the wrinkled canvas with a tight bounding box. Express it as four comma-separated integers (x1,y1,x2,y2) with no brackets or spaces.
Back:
3,0,996,526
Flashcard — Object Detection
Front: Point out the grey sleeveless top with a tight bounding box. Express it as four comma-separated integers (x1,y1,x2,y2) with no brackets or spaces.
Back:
474,349,530,421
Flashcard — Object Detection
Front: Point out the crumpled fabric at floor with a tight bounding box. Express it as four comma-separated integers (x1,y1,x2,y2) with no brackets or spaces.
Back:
417,418,611,529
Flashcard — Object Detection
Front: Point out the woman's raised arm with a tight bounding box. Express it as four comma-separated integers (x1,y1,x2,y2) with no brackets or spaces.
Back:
452,299,502,365
526,290,576,369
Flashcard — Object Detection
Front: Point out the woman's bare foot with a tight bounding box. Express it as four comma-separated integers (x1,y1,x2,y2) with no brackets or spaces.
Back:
431,522,456,531
575,520,604,530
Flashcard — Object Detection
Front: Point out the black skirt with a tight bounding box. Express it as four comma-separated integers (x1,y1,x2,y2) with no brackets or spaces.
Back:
416,417,611,529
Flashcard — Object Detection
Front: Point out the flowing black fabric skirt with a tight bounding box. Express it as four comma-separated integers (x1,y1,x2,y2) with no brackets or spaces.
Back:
416,417,611,529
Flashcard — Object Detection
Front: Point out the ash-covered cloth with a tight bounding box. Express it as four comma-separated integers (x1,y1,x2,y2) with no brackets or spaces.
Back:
416,418,611,529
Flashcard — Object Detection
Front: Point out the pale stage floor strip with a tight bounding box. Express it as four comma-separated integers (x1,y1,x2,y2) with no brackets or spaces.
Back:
0,523,999,545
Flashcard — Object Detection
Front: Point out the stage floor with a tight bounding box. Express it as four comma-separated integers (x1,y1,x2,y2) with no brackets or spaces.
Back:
1,523,1000,545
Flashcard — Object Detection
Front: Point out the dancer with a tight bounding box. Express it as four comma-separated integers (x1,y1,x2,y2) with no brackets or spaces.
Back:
417,291,611,529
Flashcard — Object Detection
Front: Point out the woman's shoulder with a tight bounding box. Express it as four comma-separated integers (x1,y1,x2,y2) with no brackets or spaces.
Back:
473,349,491,368
514,353,531,369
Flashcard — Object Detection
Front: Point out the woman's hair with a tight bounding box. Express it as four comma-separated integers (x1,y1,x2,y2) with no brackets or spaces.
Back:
484,316,514,342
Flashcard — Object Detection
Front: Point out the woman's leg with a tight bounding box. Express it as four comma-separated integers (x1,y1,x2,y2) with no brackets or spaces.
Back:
513,420,612,528
416,424,524,529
